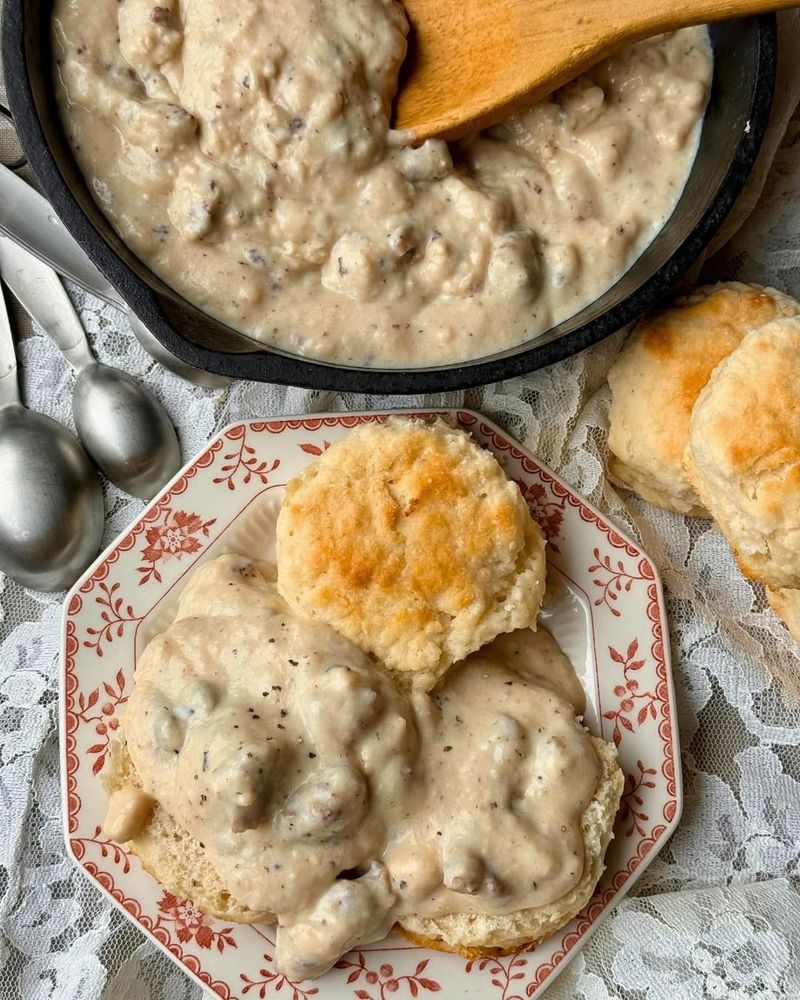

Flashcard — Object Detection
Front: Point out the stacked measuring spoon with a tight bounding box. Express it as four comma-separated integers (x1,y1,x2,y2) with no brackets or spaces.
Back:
0,237,182,591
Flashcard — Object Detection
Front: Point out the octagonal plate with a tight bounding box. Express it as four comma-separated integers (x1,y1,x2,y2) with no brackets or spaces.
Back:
61,409,679,999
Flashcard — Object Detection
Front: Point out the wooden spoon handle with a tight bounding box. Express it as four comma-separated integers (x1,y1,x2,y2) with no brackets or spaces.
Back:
570,0,794,41
397,0,794,140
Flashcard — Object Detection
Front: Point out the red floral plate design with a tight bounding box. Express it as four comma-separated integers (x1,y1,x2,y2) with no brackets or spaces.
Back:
61,409,679,999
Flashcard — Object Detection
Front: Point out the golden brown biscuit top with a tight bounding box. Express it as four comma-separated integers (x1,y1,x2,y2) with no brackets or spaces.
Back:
685,317,800,588
277,417,546,682
638,284,797,461
695,323,800,515
282,424,519,630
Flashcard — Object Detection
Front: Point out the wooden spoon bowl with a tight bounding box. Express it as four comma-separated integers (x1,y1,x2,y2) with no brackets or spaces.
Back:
395,0,796,140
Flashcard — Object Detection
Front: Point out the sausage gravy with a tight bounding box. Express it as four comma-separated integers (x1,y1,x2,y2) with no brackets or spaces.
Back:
106,555,603,979
53,0,711,366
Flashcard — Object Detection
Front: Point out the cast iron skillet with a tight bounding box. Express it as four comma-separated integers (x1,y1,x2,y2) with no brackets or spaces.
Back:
2,2,776,392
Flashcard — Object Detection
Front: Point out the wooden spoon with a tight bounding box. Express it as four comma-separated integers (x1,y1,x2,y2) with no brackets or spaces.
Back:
395,0,795,141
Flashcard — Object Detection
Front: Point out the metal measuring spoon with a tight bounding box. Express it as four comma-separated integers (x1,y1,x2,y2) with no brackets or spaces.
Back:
0,237,182,499
0,281,104,591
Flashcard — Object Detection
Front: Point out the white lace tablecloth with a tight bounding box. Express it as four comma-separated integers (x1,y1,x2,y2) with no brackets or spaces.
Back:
2,16,800,1000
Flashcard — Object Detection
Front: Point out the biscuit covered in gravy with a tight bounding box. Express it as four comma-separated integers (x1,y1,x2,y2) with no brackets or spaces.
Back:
111,554,621,978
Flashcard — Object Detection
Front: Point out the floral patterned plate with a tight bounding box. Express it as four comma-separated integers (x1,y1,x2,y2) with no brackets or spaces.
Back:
61,409,679,999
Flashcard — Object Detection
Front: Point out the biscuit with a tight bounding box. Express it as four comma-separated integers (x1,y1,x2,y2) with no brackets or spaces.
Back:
276,417,546,690
104,739,274,924
397,736,623,957
686,317,800,588
607,283,800,514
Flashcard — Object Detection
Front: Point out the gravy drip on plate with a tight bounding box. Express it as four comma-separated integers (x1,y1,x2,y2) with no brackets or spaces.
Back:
111,556,601,979
52,0,711,366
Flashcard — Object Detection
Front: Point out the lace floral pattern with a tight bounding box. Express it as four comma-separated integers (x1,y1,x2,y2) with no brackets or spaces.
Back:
2,15,800,999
